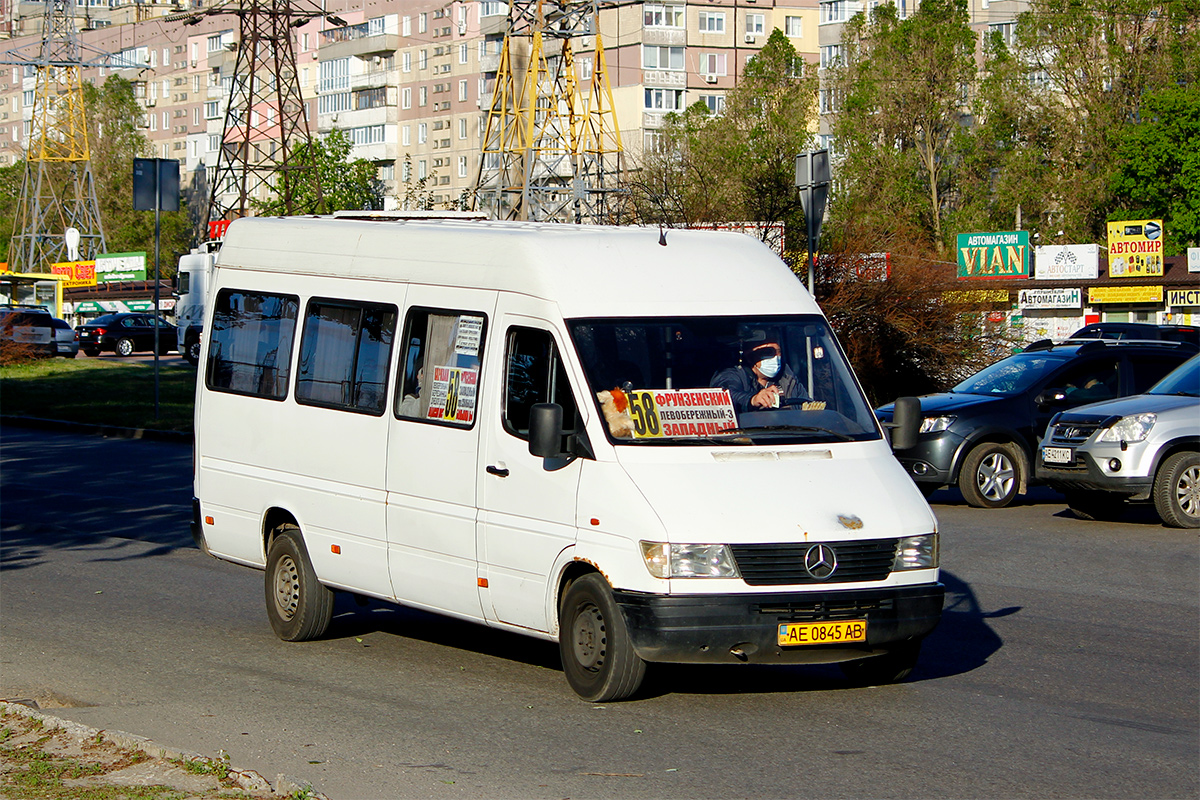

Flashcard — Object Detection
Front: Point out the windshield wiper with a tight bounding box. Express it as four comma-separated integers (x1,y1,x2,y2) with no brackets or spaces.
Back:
705,425,856,442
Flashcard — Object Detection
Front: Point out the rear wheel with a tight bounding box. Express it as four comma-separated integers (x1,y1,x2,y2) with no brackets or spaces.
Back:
184,335,201,366
959,443,1022,508
1064,490,1126,522
265,525,334,641
114,337,135,357
559,573,646,702
841,642,922,686
1154,451,1200,529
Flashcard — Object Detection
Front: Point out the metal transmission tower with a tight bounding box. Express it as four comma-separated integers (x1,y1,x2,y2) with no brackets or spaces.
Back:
185,0,342,233
2,0,113,272
476,0,624,223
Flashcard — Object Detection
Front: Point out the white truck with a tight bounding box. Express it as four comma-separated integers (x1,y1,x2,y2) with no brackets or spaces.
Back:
192,215,940,702
174,247,218,366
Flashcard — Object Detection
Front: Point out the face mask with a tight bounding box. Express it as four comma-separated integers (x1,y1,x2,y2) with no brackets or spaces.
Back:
757,355,781,378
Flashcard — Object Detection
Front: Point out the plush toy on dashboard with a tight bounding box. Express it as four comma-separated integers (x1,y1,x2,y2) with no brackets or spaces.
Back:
597,387,636,438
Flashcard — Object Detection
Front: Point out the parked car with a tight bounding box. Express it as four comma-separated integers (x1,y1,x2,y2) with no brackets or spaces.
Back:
1037,354,1199,528
0,305,55,359
50,317,79,357
875,338,1197,508
1069,322,1200,347
75,313,177,357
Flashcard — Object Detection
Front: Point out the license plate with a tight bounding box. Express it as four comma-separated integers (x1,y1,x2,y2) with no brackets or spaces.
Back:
1042,446,1073,465
778,619,867,646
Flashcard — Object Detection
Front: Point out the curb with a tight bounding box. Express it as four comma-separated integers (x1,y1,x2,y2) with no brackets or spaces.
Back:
0,414,193,443
1,701,327,798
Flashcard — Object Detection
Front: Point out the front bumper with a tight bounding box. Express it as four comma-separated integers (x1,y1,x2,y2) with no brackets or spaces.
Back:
614,583,945,665
894,431,965,486
1037,451,1153,497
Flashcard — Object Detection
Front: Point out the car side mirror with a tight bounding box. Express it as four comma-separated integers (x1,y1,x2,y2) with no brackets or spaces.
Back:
887,396,921,451
529,403,565,458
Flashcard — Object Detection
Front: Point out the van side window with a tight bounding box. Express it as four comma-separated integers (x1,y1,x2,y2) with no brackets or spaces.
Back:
503,327,578,439
207,290,299,400
296,299,397,415
395,309,486,427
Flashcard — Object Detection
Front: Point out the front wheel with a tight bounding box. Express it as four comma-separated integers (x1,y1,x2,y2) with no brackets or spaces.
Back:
959,442,1022,508
840,642,922,686
559,573,646,702
114,337,135,357
184,336,201,366
1154,451,1200,529
265,525,334,642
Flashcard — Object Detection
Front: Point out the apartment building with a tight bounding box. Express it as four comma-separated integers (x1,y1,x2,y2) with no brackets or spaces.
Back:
2,0,819,217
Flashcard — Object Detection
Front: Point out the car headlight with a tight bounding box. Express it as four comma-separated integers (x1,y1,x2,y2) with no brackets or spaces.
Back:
1096,413,1156,443
893,534,938,571
639,542,740,579
919,416,955,434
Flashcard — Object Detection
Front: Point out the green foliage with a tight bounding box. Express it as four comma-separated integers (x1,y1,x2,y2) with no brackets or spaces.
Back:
0,162,23,263
629,30,817,246
1109,83,1200,253
255,128,383,215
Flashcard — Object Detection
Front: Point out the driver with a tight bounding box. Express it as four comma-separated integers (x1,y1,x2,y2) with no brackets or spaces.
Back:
711,340,802,412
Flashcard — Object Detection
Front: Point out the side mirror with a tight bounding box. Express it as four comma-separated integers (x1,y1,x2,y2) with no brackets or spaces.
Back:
888,396,921,451
528,403,564,458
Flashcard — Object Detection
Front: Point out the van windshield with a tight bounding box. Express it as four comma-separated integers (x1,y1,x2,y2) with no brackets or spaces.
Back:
568,315,881,445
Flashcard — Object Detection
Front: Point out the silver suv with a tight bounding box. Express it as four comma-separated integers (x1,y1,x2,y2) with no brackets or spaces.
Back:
1037,354,1200,528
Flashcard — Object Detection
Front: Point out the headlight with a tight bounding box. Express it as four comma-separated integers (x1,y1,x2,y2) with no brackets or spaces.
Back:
919,416,955,434
639,542,740,579
893,534,938,571
1097,413,1156,443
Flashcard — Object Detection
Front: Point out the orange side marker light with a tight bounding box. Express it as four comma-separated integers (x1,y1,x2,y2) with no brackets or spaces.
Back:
331,544,341,554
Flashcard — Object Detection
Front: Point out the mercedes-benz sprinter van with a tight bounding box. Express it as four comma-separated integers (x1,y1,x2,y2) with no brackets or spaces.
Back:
192,216,942,701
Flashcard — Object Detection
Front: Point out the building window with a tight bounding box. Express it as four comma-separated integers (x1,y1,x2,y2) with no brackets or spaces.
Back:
419,50,428,70
420,86,428,106
208,133,219,151
700,53,727,77
402,87,411,109
458,80,468,101
207,34,223,52
644,87,685,111
820,0,849,24
698,11,724,33
403,52,411,72
481,1,507,17
418,122,427,144
418,12,427,33
458,118,467,139
403,16,411,36
458,155,467,177
785,16,803,37
699,94,725,114
319,58,350,93
643,45,684,71
459,43,469,64
746,13,765,35
402,125,411,146
643,3,684,27
820,44,842,69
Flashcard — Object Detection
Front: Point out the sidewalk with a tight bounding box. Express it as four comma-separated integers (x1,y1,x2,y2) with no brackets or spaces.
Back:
1,700,328,799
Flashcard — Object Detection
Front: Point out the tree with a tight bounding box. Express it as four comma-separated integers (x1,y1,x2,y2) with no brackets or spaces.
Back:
255,128,383,215
1109,83,1200,253
830,0,977,250
0,162,22,264
628,30,818,248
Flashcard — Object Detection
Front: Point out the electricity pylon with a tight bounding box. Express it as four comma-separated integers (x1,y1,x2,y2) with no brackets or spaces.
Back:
476,0,624,223
2,0,111,272
182,0,338,236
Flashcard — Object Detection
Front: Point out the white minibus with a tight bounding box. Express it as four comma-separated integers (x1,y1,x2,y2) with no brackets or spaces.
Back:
192,216,941,702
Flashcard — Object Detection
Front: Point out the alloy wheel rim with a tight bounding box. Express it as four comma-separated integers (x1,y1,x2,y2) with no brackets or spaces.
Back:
1176,465,1200,518
978,452,1015,502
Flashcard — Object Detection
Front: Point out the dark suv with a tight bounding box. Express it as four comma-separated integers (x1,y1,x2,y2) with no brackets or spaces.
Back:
1070,322,1199,346
876,339,1197,508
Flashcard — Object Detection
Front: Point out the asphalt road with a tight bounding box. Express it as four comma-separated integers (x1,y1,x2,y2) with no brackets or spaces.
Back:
1,425,1196,799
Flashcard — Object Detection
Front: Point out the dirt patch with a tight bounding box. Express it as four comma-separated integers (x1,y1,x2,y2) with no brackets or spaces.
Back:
1,703,326,799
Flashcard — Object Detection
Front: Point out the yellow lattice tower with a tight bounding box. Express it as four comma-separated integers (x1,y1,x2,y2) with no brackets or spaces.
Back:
29,65,91,162
476,0,625,223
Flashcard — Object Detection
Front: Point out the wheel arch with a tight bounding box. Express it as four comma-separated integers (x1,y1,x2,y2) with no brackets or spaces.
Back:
1149,437,1200,481
553,557,604,638
262,507,300,561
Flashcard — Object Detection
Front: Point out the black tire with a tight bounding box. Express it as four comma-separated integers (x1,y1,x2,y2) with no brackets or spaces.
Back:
959,442,1022,508
1064,490,1126,522
559,573,646,702
265,525,334,642
1153,451,1200,529
184,336,201,367
83,347,99,357
840,641,922,687
115,337,135,357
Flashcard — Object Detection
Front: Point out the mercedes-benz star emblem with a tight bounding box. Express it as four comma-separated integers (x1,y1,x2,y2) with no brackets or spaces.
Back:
804,543,838,580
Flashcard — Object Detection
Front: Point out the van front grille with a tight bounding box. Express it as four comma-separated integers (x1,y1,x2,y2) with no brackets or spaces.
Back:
730,540,896,586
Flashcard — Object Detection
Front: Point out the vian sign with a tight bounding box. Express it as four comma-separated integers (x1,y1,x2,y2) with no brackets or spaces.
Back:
957,231,1030,280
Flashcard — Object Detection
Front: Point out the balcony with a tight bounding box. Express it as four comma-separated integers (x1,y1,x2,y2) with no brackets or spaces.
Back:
320,23,399,60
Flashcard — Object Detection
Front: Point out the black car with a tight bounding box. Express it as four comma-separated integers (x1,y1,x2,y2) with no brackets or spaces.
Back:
1069,322,1200,346
876,339,1197,508
75,313,177,357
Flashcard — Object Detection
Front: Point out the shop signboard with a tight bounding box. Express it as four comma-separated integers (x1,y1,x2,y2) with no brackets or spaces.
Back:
1034,244,1099,280
50,261,96,288
943,288,1011,304
1167,288,1200,308
1088,285,1163,304
957,231,1030,279
69,299,166,314
1189,247,1200,273
1106,219,1163,277
1019,287,1082,309
95,252,147,283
